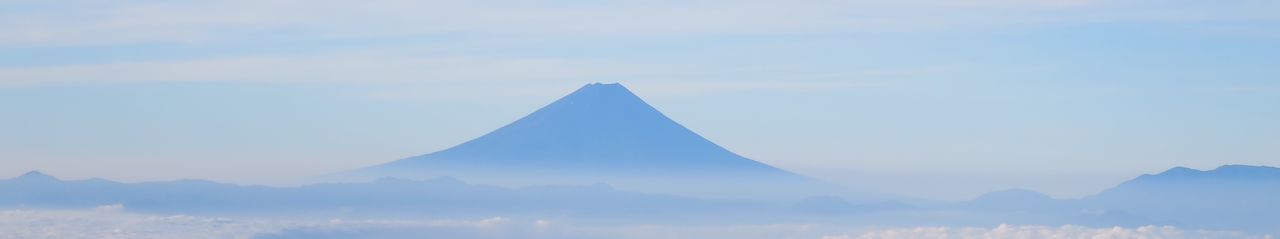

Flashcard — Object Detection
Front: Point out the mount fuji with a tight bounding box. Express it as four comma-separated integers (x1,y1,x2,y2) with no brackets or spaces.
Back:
337,83,834,199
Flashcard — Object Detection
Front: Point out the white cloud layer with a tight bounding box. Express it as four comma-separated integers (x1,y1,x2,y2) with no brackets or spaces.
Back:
0,208,1272,239
0,208,285,239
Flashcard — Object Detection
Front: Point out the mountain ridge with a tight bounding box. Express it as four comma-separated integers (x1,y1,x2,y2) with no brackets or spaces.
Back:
5,165,1280,234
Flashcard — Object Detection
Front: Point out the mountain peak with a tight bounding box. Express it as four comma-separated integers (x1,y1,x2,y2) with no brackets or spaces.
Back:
1127,165,1280,185
972,189,1054,202
1153,166,1201,176
560,82,642,104
574,82,626,92
583,82,623,87
1215,164,1279,171
14,171,58,181
966,188,1059,211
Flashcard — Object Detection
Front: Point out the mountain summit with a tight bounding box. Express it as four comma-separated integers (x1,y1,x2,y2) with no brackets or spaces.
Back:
12,171,57,182
341,83,827,199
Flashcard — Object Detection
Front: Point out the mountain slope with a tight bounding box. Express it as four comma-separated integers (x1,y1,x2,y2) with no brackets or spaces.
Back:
370,83,787,174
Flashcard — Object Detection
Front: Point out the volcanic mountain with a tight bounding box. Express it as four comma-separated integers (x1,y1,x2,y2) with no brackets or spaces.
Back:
340,83,828,199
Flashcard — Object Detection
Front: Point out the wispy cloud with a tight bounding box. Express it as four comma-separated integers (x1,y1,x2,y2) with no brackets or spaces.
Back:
2,0,1275,93
0,47,946,98
0,53,638,87
4,0,1274,47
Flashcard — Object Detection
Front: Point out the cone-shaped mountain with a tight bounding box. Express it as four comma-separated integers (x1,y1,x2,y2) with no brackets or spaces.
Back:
344,83,823,198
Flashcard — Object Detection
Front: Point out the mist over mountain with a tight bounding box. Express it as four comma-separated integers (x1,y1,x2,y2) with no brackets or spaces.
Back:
6,82,1277,235
5,84,1278,235
7,163,1280,236
338,83,842,200
5,84,1278,236
962,189,1066,212
0,171,788,223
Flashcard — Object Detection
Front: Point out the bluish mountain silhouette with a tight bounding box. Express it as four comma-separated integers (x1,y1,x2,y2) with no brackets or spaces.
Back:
8,165,1280,234
1085,164,1280,233
963,189,1064,212
1092,165,1280,204
939,166,1280,232
13,171,58,182
340,83,836,200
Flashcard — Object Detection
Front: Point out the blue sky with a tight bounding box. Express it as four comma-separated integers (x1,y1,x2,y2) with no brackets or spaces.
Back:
2,0,1278,200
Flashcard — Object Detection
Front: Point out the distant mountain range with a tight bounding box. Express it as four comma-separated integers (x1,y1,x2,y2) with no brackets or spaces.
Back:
1082,165,1280,232
336,83,836,200
3,165,1279,234
947,164,1280,233
0,171,773,223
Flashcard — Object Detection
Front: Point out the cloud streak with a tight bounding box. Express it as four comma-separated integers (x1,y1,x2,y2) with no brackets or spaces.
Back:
2,0,1274,93
0,48,928,98
3,0,1275,47
0,54,634,86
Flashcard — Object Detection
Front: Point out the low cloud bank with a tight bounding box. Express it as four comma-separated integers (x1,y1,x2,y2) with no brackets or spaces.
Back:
0,207,1273,239
0,208,284,239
